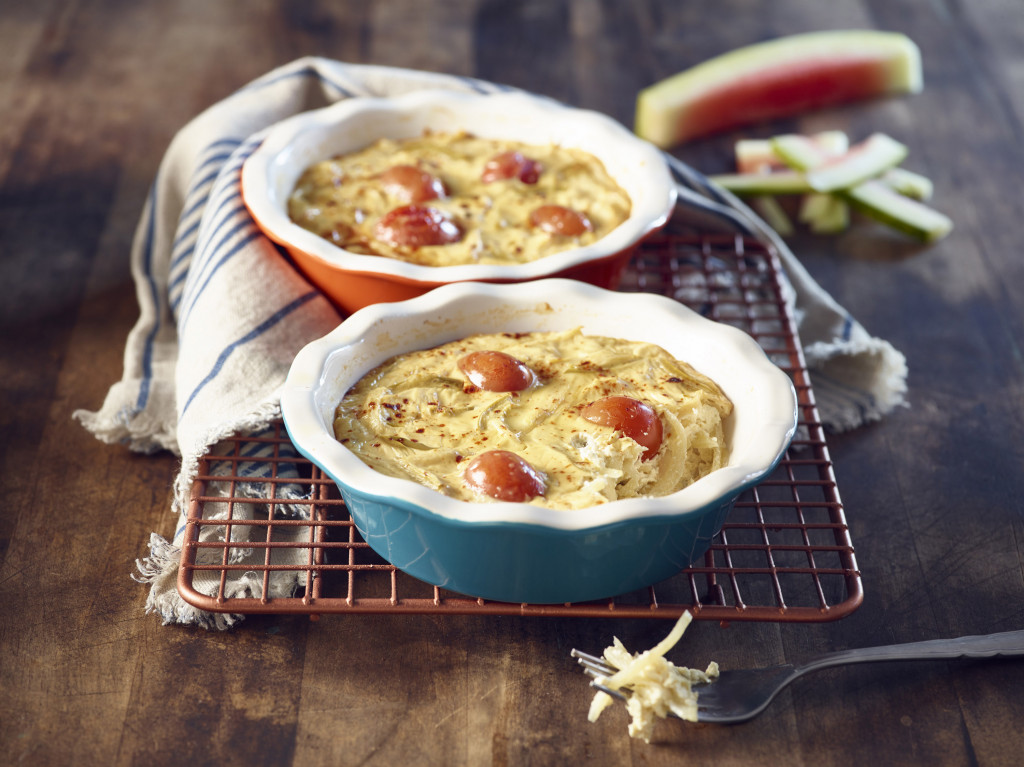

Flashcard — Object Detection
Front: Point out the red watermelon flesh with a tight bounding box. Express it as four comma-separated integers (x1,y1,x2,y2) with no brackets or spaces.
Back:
684,57,891,141
635,31,923,148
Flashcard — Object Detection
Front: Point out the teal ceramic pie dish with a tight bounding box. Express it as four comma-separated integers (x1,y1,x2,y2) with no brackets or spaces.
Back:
280,279,798,604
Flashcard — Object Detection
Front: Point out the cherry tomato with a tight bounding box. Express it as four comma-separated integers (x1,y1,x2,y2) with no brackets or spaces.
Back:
529,205,592,236
481,151,542,184
580,396,663,459
379,164,447,203
373,205,463,248
457,350,535,392
464,450,545,502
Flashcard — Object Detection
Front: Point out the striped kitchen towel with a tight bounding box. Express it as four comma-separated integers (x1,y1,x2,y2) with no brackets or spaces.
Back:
74,57,906,628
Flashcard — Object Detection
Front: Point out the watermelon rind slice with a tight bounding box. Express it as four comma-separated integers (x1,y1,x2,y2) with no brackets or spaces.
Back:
735,130,849,173
800,193,850,234
881,167,934,201
804,134,909,192
841,181,953,242
708,171,814,195
771,134,830,172
750,196,795,236
635,30,923,147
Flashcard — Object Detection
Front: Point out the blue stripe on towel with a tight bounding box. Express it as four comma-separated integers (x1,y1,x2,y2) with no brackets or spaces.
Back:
133,184,161,414
174,208,252,313
190,195,248,260
133,137,250,418
841,314,854,342
236,433,303,485
168,226,203,296
664,156,757,235
666,155,709,190
240,61,359,99
171,218,202,256
175,139,263,321
177,140,246,232
186,153,257,243
179,290,321,417
168,140,246,313
167,264,190,299
197,137,247,160
171,164,231,237
177,151,238,211
176,226,262,325
458,75,496,94
680,164,732,206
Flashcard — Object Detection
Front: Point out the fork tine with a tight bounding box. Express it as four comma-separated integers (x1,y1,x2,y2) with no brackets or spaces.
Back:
570,648,618,676
578,659,617,678
571,650,634,704
590,681,629,702
571,648,631,701
573,648,703,724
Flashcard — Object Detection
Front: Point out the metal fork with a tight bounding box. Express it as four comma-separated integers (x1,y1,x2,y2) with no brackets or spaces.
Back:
572,628,1024,724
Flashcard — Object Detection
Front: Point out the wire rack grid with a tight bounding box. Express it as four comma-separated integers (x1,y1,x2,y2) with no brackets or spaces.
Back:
176,232,862,622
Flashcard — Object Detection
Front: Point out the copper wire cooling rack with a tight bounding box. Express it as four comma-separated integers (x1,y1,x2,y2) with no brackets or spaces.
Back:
177,233,862,622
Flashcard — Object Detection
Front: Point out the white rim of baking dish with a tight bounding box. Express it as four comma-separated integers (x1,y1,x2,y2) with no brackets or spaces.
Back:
281,279,799,532
241,89,676,283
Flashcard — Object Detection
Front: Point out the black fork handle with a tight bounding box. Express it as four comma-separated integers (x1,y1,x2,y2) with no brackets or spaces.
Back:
796,629,1024,676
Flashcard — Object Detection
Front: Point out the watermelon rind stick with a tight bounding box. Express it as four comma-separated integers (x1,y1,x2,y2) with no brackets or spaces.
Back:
844,181,953,242
750,196,795,236
707,171,814,195
772,133,951,241
735,130,849,174
804,133,909,192
881,167,934,201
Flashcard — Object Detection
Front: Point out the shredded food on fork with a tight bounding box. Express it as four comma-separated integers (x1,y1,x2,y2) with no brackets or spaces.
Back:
587,611,719,742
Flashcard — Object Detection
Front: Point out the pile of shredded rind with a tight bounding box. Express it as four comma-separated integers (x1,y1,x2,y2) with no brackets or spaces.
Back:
587,611,719,743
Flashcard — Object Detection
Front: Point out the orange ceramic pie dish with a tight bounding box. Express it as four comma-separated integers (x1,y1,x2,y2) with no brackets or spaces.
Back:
241,89,676,313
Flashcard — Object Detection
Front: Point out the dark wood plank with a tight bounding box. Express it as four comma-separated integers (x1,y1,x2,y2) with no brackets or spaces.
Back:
1,1,1023,765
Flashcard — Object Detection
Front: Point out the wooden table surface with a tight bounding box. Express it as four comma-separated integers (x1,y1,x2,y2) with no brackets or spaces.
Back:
3,2,1022,765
